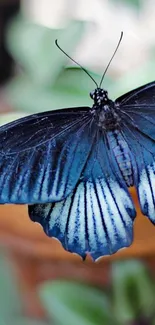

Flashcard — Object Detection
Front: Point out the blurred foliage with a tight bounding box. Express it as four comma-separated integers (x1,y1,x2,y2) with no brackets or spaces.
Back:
112,260,155,324
4,13,114,114
40,281,115,325
3,10,155,118
5,14,96,113
0,249,155,324
6,15,85,85
111,0,141,9
39,260,155,325
5,67,102,113
0,249,49,325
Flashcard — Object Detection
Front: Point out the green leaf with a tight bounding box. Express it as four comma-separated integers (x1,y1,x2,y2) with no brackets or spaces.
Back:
0,249,22,318
6,67,112,113
6,14,85,85
39,281,115,325
112,260,155,324
152,318,155,325
6,76,89,112
54,67,106,94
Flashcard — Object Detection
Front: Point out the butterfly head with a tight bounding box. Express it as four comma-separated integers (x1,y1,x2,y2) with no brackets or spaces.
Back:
90,88,108,106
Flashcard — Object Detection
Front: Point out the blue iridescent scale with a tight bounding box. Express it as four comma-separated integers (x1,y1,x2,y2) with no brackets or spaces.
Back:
107,130,133,187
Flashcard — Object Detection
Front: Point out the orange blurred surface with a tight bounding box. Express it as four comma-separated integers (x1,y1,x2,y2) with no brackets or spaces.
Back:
0,187,155,318
0,187,154,262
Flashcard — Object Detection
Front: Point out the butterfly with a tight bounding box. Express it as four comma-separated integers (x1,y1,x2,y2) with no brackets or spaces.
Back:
0,33,155,261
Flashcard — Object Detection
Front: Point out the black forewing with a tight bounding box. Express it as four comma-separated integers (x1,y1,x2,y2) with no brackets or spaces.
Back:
116,81,155,106
0,107,97,204
116,81,155,142
116,81,155,223
29,127,136,261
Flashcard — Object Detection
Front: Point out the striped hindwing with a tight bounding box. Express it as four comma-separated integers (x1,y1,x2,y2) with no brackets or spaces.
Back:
29,132,136,260
0,107,96,204
117,81,155,224
120,124,155,224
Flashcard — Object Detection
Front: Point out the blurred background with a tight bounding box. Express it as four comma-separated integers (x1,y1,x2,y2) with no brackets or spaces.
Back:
1,0,155,324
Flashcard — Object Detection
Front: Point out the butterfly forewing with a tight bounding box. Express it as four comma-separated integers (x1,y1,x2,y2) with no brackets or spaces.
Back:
116,81,155,106
0,107,96,203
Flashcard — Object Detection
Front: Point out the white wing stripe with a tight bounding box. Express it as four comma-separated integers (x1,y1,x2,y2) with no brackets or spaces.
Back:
138,163,155,222
108,180,133,236
35,177,136,260
67,183,85,251
86,181,98,252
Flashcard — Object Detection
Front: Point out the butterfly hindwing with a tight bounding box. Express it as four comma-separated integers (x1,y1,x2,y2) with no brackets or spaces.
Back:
117,81,155,223
121,124,155,224
29,132,136,260
0,107,96,203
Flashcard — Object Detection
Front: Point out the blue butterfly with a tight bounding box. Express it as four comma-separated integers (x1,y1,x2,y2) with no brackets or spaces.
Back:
0,34,154,260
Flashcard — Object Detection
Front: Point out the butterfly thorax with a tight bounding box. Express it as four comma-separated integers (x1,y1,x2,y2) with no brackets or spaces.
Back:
90,88,121,131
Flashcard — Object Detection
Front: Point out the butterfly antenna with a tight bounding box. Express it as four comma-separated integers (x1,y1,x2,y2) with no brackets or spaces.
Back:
55,39,98,88
99,31,123,88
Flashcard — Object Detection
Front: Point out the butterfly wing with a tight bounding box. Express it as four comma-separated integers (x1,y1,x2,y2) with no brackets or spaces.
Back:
0,107,96,203
116,81,155,223
116,81,155,106
29,129,136,260
116,81,155,141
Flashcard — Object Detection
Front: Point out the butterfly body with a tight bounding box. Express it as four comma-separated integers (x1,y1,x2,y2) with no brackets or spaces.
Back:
91,88,121,131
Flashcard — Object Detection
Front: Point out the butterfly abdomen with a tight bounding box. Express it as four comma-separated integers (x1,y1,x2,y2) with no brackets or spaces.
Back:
107,131,134,186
